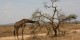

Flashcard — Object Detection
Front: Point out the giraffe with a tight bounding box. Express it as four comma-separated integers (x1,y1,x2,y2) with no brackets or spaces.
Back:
14,19,37,40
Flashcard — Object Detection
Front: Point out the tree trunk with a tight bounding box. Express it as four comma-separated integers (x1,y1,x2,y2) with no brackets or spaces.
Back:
54,29,58,36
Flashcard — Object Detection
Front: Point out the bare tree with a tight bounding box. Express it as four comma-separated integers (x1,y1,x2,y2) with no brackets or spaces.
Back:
31,9,65,36
43,0,65,36
31,0,78,37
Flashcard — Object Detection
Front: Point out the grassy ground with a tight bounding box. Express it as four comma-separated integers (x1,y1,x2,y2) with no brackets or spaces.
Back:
0,24,48,37
0,23,80,40
26,33,80,40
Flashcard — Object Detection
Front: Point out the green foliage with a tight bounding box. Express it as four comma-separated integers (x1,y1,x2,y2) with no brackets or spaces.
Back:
66,14,78,20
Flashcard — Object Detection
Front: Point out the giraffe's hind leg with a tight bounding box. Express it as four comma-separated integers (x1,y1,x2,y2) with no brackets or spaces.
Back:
14,28,16,36
14,30,16,39
15,29,19,40
13,28,19,40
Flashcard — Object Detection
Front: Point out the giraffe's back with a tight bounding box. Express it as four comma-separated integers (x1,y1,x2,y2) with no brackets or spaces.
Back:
14,20,25,28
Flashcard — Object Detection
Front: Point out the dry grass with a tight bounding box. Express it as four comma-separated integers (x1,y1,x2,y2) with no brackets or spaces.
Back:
26,33,80,40
0,23,80,40
0,25,47,37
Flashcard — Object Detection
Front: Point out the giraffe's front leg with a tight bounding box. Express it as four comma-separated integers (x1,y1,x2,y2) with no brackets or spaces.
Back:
22,24,26,40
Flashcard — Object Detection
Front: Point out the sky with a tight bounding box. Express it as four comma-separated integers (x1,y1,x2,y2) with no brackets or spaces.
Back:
0,0,80,24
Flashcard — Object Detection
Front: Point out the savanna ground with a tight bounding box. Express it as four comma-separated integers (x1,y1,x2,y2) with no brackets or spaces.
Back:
0,23,80,40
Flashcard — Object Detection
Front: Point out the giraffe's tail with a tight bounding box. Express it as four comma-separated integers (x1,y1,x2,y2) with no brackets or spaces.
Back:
14,25,16,36
14,30,15,36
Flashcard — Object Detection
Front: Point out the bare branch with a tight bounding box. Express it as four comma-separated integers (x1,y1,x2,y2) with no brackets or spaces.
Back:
50,0,59,2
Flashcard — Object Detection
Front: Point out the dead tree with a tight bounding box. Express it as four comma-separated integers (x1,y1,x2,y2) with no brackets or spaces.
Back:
31,0,78,37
